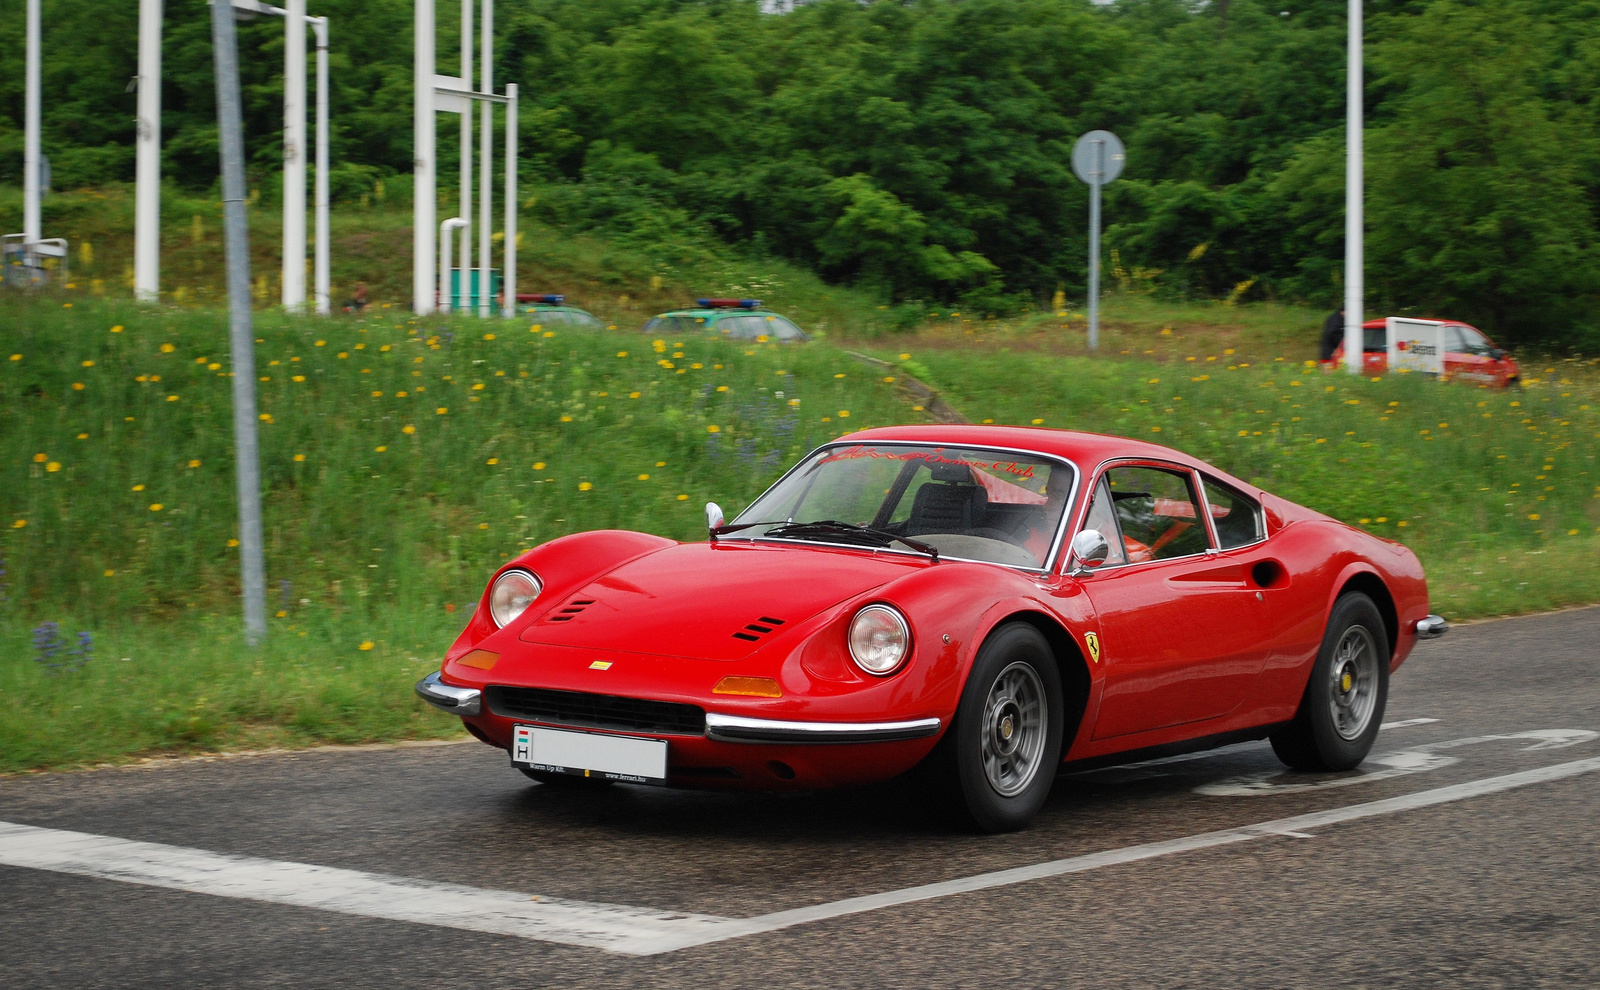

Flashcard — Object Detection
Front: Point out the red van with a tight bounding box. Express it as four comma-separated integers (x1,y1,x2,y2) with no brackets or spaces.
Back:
1327,318,1520,387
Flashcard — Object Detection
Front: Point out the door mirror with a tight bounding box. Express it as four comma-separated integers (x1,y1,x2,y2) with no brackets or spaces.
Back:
705,502,725,531
1068,529,1111,576
1490,347,1506,360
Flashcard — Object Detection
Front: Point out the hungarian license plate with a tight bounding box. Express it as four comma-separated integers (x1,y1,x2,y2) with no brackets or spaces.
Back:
512,725,668,785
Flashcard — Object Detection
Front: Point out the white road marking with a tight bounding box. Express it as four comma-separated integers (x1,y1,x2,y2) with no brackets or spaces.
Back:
1380,717,1440,729
0,822,729,952
3,755,1599,956
1195,728,1598,796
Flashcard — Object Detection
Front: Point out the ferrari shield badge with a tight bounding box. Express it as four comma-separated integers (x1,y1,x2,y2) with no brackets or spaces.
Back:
1084,632,1101,664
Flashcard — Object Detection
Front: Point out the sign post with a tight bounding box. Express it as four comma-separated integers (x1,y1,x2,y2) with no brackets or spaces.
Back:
1072,130,1125,353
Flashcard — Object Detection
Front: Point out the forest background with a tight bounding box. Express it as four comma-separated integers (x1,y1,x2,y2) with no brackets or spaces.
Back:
1,0,1598,352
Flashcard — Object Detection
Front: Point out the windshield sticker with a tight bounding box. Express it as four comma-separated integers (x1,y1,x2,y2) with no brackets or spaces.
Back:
819,445,1042,480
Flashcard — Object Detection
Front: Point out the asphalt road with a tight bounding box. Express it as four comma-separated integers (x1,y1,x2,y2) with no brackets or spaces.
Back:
3,605,1598,989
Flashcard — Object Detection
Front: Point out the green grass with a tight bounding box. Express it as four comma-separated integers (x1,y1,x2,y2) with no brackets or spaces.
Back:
885,345,1600,620
0,297,915,772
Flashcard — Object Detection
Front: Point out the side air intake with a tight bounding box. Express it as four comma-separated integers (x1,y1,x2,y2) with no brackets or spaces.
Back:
732,616,787,643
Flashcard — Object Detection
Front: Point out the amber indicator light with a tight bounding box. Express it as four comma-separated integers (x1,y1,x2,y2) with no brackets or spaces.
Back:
455,649,500,671
712,675,782,698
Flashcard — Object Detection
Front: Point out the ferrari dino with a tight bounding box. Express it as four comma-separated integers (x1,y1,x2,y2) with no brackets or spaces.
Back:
417,425,1446,831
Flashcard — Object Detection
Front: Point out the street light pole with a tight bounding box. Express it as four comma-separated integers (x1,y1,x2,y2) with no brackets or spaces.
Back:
478,0,493,318
1344,0,1364,375
282,0,306,312
413,0,436,314
313,16,330,315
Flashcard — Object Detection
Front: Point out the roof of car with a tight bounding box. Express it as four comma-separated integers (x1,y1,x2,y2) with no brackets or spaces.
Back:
653,308,783,319
836,425,1246,486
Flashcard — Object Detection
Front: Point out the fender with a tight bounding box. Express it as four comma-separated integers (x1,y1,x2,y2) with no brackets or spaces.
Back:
445,530,675,662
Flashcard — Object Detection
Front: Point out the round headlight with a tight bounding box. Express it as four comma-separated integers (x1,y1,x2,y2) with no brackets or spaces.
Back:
488,569,542,628
848,605,911,676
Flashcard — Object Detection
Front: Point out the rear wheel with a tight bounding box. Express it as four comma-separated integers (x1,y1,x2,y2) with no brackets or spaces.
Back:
1271,593,1389,771
934,623,1064,832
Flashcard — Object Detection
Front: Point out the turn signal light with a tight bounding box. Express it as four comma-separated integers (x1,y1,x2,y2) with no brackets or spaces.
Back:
455,649,499,671
712,675,782,698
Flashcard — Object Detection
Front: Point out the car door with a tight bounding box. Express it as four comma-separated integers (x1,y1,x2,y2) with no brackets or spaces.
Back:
1079,463,1271,740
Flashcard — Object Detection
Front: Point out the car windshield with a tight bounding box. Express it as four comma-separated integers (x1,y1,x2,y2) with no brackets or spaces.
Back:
727,443,1077,569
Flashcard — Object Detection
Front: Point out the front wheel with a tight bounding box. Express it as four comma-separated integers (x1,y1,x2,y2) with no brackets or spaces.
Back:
1271,593,1390,771
937,623,1065,832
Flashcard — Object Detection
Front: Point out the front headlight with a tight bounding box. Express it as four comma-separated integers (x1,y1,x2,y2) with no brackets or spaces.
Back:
488,569,542,628
848,604,911,676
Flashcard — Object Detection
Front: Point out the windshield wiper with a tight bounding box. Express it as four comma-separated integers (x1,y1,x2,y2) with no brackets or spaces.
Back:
763,520,940,561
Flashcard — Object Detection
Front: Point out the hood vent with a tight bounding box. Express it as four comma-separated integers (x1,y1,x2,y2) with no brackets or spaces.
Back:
732,616,786,643
546,598,596,622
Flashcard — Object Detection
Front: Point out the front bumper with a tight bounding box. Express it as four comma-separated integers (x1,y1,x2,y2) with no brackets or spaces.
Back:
1415,615,1449,640
704,712,941,744
415,671,482,716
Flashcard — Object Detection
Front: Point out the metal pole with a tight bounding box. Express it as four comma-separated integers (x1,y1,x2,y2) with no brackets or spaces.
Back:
135,0,163,303
458,0,472,313
503,83,517,319
23,0,42,245
313,17,330,316
413,0,435,314
439,217,465,314
478,0,492,318
1344,0,1364,374
282,0,306,312
1087,140,1102,353
210,0,268,645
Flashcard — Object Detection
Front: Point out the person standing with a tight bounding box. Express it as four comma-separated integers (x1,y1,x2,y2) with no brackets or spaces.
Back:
1319,307,1345,362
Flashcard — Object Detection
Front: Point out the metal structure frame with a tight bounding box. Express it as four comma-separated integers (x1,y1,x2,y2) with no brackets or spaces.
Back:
137,0,332,314
413,0,518,317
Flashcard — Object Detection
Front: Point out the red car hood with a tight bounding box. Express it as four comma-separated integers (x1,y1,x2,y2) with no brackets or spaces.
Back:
518,540,921,660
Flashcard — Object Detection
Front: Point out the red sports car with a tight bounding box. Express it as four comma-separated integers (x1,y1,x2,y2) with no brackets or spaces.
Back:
418,426,1447,831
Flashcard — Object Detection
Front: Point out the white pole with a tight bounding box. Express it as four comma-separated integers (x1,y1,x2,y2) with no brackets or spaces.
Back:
313,17,330,316
282,0,306,312
23,0,42,245
458,0,472,313
135,0,163,303
1344,0,1364,375
413,0,435,314
439,217,466,314
503,83,517,319
478,0,492,318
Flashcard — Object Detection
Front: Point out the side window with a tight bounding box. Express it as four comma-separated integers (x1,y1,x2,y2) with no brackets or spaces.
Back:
767,316,806,340
1202,477,1265,549
1441,325,1467,354
1080,477,1129,567
1363,325,1385,352
1104,466,1213,562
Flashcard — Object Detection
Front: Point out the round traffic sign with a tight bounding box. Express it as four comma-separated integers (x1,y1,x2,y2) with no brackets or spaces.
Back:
1072,130,1125,185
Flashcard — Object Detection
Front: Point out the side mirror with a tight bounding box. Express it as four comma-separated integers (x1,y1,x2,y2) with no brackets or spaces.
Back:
1490,347,1506,360
705,502,725,532
1068,529,1111,577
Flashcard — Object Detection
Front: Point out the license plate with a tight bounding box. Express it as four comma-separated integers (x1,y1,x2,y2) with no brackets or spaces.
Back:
512,725,668,785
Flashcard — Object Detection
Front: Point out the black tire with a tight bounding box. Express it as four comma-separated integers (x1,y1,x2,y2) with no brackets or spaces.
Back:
517,766,613,787
934,623,1065,833
1271,593,1390,771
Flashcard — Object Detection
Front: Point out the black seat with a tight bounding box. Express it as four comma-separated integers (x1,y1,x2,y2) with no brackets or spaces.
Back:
907,483,988,536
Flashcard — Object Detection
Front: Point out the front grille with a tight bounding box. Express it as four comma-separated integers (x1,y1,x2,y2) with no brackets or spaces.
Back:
486,686,706,736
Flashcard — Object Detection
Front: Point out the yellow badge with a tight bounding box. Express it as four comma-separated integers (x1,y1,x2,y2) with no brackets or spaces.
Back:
588,660,612,671
1084,632,1101,664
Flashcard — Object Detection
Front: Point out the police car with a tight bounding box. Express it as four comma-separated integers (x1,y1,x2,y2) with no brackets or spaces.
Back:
642,299,809,342
517,294,606,330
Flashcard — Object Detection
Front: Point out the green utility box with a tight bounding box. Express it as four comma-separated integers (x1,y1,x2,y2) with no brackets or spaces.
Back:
448,268,502,311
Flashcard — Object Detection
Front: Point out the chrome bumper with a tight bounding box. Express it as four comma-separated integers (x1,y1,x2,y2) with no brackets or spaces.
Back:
704,712,941,745
1415,615,1449,640
415,671,482,716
